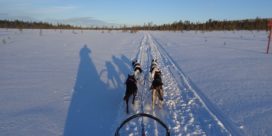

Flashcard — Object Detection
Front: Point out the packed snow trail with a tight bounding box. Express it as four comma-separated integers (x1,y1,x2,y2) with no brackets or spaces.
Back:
114,32,237,136
113,34,149,135
151,34,244,136
147,33,232,135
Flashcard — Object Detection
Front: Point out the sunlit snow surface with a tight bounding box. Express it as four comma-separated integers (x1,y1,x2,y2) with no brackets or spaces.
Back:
0,29,271,136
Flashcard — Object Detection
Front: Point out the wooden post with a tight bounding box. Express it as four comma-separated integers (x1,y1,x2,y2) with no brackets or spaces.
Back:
267,20,272,54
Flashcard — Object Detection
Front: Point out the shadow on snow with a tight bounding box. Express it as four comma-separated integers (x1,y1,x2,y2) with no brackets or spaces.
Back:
64,45,131,136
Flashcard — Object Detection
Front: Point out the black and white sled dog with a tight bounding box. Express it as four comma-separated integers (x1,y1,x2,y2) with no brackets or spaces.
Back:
132,59,142,80
122,60,142,114
124,74,138,114
150,59,164,109
150,59,159,80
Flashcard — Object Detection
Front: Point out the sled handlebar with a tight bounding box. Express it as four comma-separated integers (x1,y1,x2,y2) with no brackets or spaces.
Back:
115,113,170,136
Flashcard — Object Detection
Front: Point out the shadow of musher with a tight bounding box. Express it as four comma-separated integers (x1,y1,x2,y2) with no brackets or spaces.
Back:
64,45,119,136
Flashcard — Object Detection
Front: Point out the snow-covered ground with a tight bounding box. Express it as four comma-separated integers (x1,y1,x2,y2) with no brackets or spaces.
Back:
151,31,272,136
0,29,271,136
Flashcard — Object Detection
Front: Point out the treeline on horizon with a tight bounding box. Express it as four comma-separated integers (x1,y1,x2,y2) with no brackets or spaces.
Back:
0,18,271,31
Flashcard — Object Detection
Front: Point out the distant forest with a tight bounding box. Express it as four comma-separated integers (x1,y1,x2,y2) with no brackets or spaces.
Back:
0,18,271,31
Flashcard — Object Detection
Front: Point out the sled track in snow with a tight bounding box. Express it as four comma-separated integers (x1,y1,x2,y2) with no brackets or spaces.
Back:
113,33,152,135
114,32,243,136
150,33,244,136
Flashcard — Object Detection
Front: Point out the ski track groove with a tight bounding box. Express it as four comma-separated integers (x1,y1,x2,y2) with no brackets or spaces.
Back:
114,32,241,136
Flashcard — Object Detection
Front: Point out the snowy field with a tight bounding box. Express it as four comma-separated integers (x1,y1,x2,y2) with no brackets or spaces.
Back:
0,29,271,136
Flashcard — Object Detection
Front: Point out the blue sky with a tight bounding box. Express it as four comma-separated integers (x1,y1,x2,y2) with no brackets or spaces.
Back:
0,0,271,26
